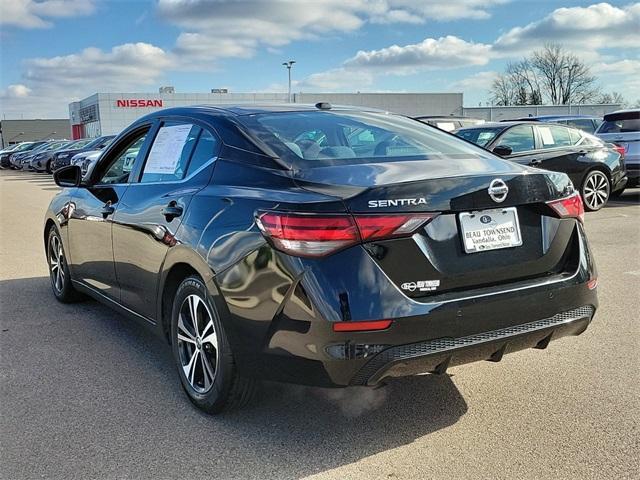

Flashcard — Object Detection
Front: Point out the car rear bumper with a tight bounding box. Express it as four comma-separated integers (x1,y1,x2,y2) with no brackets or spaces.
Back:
223,220,598,387
625,163,640,186
350,305,593,385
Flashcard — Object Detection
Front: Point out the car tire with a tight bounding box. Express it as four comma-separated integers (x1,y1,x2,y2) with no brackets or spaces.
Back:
47,227,84,303
581,170,610,212
46,161,52,174
170,275,256,413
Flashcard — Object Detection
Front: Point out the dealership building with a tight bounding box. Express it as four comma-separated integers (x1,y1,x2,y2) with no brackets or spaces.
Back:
68,91,464,138
0,119,71,148
68,90,623,139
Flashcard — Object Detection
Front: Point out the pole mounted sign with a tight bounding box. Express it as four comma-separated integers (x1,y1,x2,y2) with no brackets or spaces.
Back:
115,99,163,108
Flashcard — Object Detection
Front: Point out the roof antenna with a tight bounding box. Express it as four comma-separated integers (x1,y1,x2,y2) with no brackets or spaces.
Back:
315,102,332,110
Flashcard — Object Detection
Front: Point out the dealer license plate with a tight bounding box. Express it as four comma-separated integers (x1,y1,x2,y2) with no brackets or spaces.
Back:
459,207,522,254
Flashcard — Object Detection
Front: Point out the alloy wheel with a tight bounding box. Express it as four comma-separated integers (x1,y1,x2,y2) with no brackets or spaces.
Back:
49,234,65,293
176,294,219,393
583,171,609,211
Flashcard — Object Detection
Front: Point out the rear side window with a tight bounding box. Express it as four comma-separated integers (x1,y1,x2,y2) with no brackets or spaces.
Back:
538,125,572,149
186,129,219,176
240,111,496,167
497,125,535,152
569,129,582,145
597,112,640,133
140,123,199,183
456,128,502,146
565,119,596,132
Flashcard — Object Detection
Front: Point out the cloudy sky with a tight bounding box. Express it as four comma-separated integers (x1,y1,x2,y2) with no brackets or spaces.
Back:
1,0,638,118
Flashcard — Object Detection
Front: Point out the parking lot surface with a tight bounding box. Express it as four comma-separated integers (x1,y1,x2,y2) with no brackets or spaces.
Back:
1,170,639,480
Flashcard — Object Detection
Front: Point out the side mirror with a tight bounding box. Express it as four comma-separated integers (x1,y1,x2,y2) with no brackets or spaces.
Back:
53,165,82,188
493,145,513,156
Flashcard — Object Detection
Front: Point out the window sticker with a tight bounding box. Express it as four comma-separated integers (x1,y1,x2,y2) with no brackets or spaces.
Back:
144,124,193,174
538,126,555,145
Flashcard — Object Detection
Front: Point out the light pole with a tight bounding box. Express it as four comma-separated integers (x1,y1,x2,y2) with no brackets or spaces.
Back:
6,132,24,148
562,65,572,113
38,132,56,141
282,60,296,103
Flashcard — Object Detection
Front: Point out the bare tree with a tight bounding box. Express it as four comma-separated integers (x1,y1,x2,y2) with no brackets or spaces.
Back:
490,73,516,106
489,44,601,105
598,91,626,105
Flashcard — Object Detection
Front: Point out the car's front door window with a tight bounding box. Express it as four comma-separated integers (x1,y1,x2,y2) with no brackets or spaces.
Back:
96,131,149,185
497,125,535,153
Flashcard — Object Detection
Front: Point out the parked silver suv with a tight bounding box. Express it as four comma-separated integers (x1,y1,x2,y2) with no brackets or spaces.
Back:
596,110,640,192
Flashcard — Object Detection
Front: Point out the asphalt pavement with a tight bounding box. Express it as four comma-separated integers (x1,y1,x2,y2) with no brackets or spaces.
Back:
1,169,638,479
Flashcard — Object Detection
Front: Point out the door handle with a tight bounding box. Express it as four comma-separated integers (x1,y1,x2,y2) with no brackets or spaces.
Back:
101,202,115,218
529,159,541,166
161,202,183,222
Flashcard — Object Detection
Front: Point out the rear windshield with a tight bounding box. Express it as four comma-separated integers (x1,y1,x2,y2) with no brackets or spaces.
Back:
239,110,495,167
455,127,504,146
598,111,640,133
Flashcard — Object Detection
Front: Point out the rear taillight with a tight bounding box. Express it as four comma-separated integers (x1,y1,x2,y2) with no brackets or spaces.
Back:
547,193,585,224
612,144,626,158
256,212,437,257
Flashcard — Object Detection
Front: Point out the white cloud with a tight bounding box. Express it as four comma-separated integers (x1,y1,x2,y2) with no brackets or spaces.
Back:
23,42,171,90
451,71,498,90
0,84,32,98
494,2,640,53
375,0,510,22
298,68,375,91
1,43,171,118
592,59,640,76
593,59,640,102
343,36,492,73
157,0,507,62
0,0,96,28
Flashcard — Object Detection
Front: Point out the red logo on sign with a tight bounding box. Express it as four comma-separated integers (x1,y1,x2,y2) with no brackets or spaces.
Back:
116,99,163,108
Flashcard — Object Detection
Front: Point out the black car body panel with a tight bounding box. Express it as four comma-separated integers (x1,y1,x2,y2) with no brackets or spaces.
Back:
44,105,597,390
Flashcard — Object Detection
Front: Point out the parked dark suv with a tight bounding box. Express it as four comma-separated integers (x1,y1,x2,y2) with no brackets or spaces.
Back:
46,104,597,413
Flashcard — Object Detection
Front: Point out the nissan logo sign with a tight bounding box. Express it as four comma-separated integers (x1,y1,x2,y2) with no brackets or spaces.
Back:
488,179,509,203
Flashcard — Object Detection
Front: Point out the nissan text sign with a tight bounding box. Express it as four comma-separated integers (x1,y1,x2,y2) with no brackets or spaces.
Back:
115,99,163,108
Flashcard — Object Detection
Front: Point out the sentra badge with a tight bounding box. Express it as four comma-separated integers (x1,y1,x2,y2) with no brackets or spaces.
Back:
368,198,427,208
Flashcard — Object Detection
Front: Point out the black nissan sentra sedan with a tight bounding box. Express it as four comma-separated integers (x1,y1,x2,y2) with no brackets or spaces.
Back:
45,104,597,413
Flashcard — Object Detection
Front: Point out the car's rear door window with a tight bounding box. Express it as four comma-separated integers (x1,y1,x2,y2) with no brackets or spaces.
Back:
140,123,200,183
537,125,572,149
185,129,219,176
496,125,535,152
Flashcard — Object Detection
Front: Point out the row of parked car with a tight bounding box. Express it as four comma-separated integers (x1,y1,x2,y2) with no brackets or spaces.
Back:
417,109,639,211
0,135,115,175
2,109,638,213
